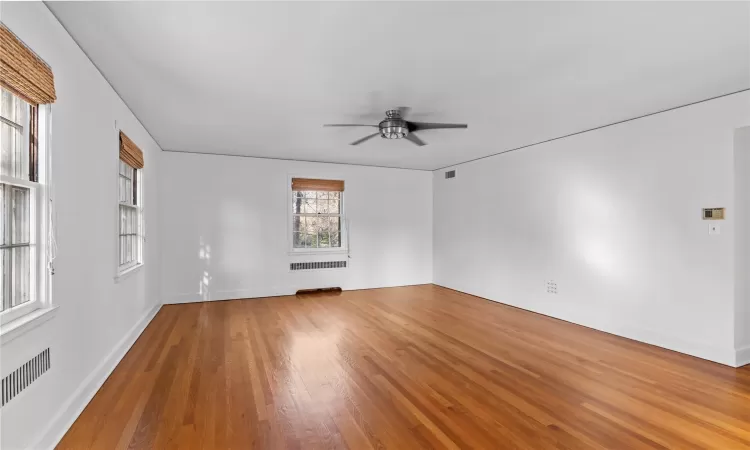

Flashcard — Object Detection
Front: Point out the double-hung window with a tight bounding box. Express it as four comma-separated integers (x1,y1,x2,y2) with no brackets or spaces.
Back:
1,89,43,324
0,23,57,327
117,132,144,276
291,178,344,251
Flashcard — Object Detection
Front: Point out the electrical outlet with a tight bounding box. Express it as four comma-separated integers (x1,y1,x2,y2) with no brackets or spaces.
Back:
546,280,558,294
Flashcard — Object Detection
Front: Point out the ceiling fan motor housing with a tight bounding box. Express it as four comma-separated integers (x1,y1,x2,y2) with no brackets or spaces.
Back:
379,110,409,139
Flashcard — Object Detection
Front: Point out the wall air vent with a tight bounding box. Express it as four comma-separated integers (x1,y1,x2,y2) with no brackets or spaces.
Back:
2,348,50,407
445,170,456,179
290,261,347,271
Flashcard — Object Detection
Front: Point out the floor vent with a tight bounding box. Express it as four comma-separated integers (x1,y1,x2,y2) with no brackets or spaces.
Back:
296,287,343,295
2,348,50,407
290,261,347,271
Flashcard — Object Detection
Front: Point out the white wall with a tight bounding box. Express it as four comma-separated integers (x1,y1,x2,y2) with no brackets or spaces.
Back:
159,152,432,303
735,126,750,365
434,91,750,366
0,3,162,449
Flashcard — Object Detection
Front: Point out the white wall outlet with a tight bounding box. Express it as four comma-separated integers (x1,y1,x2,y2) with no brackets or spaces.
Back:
709,223,721,235
546,280,558,294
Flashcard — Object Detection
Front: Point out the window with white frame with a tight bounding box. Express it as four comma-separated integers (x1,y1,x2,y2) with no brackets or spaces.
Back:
291,178,344,250
1,88,44,324
117,158,142,273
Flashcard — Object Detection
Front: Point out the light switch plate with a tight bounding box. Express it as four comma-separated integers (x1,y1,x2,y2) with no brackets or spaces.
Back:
709,223,721,235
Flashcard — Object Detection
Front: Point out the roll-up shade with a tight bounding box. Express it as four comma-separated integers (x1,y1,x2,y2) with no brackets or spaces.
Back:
119,131,144,169
292,178,344,192
0,24,56,105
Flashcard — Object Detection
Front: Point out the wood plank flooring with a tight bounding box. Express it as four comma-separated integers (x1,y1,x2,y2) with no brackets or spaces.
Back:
58,284,750,449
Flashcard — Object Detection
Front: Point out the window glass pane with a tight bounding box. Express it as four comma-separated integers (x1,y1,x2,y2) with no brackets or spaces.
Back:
301,196,316,214
329,217,340,234
0,248,6,312
11,186,30,244
119,205,127,235
317,216,330,233
293,232,305,248
308,233,318,248
0,185,5,246
305,216,318,235
316,191,328,200
11,245,30,308
0,89,28,180
0,122,26,179
119,161,134,206
0,89,22,123
331,232,340,248
328,198,340,214
330,192,340,200
318,230,330,248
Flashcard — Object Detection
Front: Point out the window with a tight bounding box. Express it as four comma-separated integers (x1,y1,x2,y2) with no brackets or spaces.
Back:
117,132,144,275
291,178,344,250
1,88,43,324
118,160,142,272
0,23,56,327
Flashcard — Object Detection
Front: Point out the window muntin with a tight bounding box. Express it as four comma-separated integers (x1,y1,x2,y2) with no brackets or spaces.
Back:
118,160,142,272
292,190,342,249
0,88,37,316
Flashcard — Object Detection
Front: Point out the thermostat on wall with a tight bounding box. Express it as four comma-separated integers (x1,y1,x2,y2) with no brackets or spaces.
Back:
702,208,725,220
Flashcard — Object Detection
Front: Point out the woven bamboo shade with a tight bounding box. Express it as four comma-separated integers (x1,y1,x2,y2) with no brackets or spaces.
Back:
0,24,56,105
292,178,344,192
119,132,144,169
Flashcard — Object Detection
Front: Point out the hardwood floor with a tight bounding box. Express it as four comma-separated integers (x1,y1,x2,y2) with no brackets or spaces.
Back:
58,284,750,449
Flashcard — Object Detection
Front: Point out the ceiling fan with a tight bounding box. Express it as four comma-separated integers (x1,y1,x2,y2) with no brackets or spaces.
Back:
324,107,468,146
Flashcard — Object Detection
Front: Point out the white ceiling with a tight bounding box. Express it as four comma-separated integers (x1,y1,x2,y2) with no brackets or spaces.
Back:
48,1,749,170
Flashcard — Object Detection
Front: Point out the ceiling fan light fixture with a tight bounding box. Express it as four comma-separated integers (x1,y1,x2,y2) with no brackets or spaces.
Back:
380,125,408,139
379,111,409,139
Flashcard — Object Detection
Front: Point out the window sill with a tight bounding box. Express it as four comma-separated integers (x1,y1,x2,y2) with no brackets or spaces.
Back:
115,263,144,283
288,249,348,256
0,306,59,346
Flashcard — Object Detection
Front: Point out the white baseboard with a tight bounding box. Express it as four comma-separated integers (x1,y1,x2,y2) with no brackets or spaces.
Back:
736,345,750,367
165,287,291,304
30,304,162,450
164,280,434,305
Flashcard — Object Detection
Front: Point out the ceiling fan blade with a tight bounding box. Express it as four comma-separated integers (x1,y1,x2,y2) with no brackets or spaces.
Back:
404,133,426,146
324,124,378,127
350,132,381,146
397,106,411,118
408,121,468,132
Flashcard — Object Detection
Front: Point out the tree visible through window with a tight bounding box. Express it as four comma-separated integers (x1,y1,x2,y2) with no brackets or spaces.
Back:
292,190,342,249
